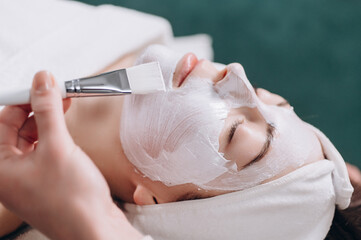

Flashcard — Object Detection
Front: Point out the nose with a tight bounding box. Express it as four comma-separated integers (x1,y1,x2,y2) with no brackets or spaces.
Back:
173,53,198,88
211,64,227,85
179,59,227,87
193,59,227,84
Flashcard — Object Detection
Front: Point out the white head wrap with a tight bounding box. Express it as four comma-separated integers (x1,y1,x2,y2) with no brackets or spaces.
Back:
124,128,353,240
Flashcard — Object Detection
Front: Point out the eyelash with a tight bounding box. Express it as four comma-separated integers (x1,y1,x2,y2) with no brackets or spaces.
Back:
228,120,242,143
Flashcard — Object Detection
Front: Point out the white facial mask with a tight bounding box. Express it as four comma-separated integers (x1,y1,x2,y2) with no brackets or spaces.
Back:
121,45,320,190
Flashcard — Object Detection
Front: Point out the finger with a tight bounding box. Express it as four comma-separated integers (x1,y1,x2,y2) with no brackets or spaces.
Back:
0,106,30,146
17,116,37,153
0,145,22,161
17,104,32,113
17,137,35,153
30,71,73,148
63,98,71,113
18,99,70,149
19,116,38,143
0,146,23,203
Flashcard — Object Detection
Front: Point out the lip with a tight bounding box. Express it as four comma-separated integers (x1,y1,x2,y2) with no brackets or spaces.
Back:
173,53,198,88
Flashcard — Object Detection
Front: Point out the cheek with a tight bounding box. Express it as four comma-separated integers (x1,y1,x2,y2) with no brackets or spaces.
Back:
224,123,266,169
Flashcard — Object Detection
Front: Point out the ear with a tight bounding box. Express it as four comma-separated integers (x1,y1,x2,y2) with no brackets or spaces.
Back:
133,184,158,206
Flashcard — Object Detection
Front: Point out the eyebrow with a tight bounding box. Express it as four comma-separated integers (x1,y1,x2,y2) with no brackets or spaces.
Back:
243,123,275,169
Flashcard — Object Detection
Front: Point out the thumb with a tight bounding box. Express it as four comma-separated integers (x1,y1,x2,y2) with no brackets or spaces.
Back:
30,71,71,145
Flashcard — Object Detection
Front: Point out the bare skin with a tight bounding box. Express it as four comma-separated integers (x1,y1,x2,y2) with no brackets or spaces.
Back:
0,205,23,236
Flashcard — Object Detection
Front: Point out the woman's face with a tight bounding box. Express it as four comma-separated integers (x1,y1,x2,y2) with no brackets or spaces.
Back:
175,54,282,170
120,46,324,205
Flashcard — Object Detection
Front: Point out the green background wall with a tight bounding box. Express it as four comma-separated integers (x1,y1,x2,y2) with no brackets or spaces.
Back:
77,0,361,167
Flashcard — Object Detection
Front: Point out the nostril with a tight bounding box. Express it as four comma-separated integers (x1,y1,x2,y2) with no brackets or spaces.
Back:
220,68,227,79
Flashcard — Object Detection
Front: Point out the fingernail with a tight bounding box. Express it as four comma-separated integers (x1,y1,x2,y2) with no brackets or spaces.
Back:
34,71,54,94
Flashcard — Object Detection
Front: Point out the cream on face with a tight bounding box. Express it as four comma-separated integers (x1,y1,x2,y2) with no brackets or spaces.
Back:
120,45,321,191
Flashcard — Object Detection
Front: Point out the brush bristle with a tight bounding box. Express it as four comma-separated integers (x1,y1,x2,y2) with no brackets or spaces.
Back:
126,62,165,94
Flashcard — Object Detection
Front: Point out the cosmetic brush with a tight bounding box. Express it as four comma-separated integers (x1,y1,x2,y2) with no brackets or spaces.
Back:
0,62,165,105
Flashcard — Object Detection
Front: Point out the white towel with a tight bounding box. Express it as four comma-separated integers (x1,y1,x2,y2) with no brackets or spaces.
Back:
123,125,353,240
13,124,352,240
0,0,173,91
15,229,154,240
0,0,213,112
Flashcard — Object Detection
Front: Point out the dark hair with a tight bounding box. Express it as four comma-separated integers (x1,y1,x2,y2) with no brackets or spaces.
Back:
325,178,361,239
4,171,361,240
326,206,361,240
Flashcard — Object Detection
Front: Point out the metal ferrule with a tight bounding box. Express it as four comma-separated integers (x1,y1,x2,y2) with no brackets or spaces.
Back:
65,69,132,97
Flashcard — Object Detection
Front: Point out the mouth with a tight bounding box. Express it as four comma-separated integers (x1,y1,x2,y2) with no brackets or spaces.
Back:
173,53,198,88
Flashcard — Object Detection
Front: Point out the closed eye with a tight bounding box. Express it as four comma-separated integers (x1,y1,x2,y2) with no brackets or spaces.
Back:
228,120,243,143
